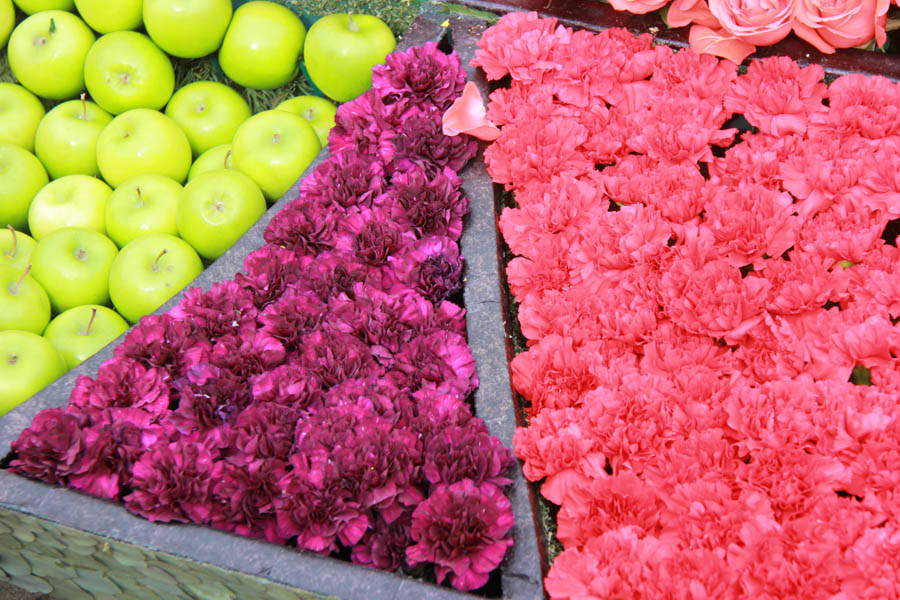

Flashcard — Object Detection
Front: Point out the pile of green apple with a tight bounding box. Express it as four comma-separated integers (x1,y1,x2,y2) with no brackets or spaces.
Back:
0,0,397,411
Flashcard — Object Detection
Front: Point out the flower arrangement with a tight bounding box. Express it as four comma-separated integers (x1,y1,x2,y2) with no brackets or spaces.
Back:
473,11,900,598
7,42,516,594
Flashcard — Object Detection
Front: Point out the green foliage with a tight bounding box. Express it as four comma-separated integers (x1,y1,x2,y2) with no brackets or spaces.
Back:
284,0,423,37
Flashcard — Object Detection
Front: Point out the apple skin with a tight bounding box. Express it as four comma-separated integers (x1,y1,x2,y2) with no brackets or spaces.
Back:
303,13,396,103
84,31,175,115
143,0,232,58
0,83,45,152
275,95,337,148
44,304,129,369
8,10,95,100
0,227,37,272
96,108,192,188
178,168,265,260
30,227,119,313
164,81,251,157
106,173,182,248
218,1,305,90
27,174,112,240
187,143,232,181
0,330,67,415
33,98,113,179
231,109,321,202
0,264,51,335
74,0,142,33
0,143,49,232
108,232,202,323
0,0,14,48
12,0,74,14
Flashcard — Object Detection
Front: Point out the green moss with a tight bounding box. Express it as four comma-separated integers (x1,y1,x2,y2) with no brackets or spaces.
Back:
283,0,423,38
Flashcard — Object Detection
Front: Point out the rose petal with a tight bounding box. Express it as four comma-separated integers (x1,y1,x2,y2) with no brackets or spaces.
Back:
443,81,501,141
689,24,757,64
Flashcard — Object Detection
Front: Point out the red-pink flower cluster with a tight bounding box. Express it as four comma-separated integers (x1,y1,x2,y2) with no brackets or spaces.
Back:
10,42,515,593
476,12,900,598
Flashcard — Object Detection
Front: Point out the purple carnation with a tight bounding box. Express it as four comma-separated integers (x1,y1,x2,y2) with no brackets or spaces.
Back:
323,376,403,420
124,439,223,524
210,458,287,544
390,237,465,303
299,330,380,388
231,403,299,462
170,281,258,342
249,360,324,408
263,196,338,256
293,251,369,303
69,359,170,428
334,208,414,267
408,480,515,591
235,245,311,309
424,421,515,490
9,408,86,485
352,511,415,572
114,313,211,381
390,331,478,398
258,286,327,352
372,42,467,113
299,149,387,212
328,89,402,156
170,362,250,431
209,330,287,381
408,391,475,444
379,107,478,177
67,419,149,500
379,165,468,241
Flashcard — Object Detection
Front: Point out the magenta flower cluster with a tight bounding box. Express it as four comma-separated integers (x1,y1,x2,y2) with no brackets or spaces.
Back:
9,42,515,592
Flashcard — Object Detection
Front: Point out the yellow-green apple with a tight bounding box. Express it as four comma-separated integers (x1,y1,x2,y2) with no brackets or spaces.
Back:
0,264,51,334
33,95,113,179
30,226,118,312
303,13,395,103
7,10,95,100
0,0,13,47
231,109,320,202
164,81,250,156
74,0,142,33
43,304,129,368
96,108,192,187
218,1,305,89
143,0,231,58
0,143,49,231
12,0,74,14
105,173,182,248
27,174,111,240
0,83,45,152
178,168,265,260
275,95,336,148
0,226,37,271
108,232,202,323
0,330,67,414
187,143,232,181
84,31,175,114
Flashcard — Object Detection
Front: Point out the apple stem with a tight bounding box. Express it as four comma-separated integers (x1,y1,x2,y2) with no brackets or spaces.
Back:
152,248,168,271
83,307,97,336
224,150,232,169
136,187,143,208
347,12,360,32
49,17,56,35
10,264,31,296
80,93,87,120
4,225,16,260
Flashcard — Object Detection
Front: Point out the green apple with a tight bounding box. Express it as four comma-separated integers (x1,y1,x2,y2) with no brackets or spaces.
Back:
303,13,395,103
44,304,129,368
33,95,113,179
108,232,202,323
164,81,250,156
84,31,175,115
0,264,51,335
0,0,14,48
178,168,265,260
30,227,118,313
0,330,67,414
218,1,305,89
96,108,192,188
27,174,111,240
106,173,182,248
12,0,74,14
0,226,37,271
143,0,231,58
74,0,142,33
231,109,321,202
0,143,49,231
7,10,95,100
275,95,336,148
187,143,232,181
0,83,45,152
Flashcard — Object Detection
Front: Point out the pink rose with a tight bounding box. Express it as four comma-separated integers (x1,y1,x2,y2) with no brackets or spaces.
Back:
609,0,669,15
689,24,757,64
708,0,794,45
792,0,888,53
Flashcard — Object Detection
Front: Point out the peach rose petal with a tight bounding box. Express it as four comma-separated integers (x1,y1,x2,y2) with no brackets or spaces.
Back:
688,24,757,63
442,81,502,142
666,0,720,28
